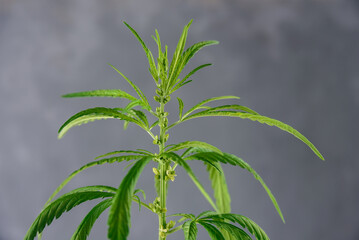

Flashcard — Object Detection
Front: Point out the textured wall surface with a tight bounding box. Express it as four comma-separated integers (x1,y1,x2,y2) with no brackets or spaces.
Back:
1,0,359,239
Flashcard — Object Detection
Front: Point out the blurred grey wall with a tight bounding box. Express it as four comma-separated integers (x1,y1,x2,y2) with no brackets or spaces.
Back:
1,0,358,239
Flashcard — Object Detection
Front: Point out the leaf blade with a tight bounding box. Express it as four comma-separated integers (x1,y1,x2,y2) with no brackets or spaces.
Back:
62,89,137,101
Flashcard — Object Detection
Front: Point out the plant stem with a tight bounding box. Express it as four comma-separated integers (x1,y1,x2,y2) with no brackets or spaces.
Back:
158,100,167,240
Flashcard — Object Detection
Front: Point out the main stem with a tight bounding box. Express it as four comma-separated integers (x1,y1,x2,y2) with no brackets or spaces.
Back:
158,100,167,240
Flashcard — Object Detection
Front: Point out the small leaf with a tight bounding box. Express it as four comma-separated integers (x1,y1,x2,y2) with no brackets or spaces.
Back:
71,199,112,240
24,186,115,240
109,64,150,109
62,89,137,101
108,156,152,240
177,97,184,120
95,150,150,160
165,141,222,155
182,221,198,240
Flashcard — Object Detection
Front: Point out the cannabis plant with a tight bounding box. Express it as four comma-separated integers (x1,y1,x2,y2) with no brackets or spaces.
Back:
25,20,324,240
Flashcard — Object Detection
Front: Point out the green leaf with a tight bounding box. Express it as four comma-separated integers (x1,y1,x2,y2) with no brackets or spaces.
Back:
108,156,152,240
183,111,324,160
58,107,144,139
95,150,150,160
170,41,218,87
182,221,198,240
130,109,149,128
186,150,284,223
201,213,269,240
25,186,115,240
62,89,137,101
71,199,112,240
177,97,184,120
204,104,259,115
166,152,218,212
123,22,157,81
181,96,240,120
201,220,252,240
44,155,143,206
167,20,192,90
165,141,222,155
168,213,195,221
206,162,231,214
109,64,150,109
199,221,225,240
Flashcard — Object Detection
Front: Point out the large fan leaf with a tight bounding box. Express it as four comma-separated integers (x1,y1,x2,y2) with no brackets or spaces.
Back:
166,152,218,212
62,89,137,101
58,107,144,139
71,198,112,240
107,156,152,240
182,110,324,160
182,221,198,240
186,150,284,222
45,155,143,206
165,141,222,155
24,186,115,240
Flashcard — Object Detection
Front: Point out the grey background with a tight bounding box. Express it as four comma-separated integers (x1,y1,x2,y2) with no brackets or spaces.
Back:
1,0,358,239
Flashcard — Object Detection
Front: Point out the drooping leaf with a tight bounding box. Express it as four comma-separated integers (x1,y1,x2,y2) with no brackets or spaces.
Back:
165,141,222,155
58,107,144,139
185,150,284,222
123,22,157,82
200,220,252,240
206,162,231,214
107,156,152,240
130,109,149,128
182,221,198,240
109,64,150,109
204,213,269,240
25,186,115,240
71,199,112,240
44,155,143,206
95,150,150,160
204,104,259,115
180,96,240,120
166,152,218,212
62,89,137,101
199,221,225,240
182,110,324,160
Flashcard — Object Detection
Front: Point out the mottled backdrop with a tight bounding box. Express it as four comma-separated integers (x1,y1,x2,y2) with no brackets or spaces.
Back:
1,0,358,239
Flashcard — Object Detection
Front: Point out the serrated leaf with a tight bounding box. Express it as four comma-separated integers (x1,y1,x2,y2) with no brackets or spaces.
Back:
201,220,252,240
109,64,150,109
44,155,143,206
62,89,137,101
166,152,218,212
25,186,115,240
199,213,269,240
177,97,184,120
165,141,222,155
206,162,231,214
183,110,324,160
108,156,152,240
182,221,198,240
58,107,144,139
181,96,240,120
95,150,150,160
71,199,112,240
130,109,149,128
171,63,212,93
199,221,225,240
123,22,157,82
185,150,284,222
